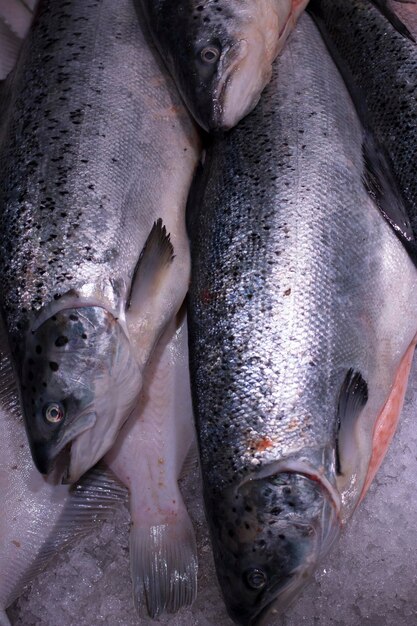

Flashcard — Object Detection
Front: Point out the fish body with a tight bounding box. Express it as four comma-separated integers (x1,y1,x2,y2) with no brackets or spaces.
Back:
187,13,417,625
0,0,200,481
308,0,417,237
138,0,309,130
0,323,126,625
106,310,197,618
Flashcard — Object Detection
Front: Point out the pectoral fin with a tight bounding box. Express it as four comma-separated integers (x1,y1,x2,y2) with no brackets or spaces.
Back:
7,466,126,607
335,369,369,477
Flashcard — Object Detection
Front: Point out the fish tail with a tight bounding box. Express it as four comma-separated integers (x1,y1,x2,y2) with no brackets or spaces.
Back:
129,507,198,618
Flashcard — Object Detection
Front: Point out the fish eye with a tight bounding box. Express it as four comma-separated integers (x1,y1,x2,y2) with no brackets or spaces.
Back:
200,45,220,64
44,402,65,424
244,568,267,590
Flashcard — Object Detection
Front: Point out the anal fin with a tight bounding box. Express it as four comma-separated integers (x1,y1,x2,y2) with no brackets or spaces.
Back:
130,507,198,618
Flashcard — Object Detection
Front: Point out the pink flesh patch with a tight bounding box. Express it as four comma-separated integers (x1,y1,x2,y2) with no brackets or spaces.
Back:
359,336,417,502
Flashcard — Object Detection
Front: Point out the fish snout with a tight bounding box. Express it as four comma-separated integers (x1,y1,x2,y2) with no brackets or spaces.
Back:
210,469,340,625
29,410,97,479
30,440,60,476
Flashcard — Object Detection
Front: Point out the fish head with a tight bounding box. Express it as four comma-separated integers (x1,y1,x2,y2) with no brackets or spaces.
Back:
155,1,302,131
21,306,140,482
208,464,340,625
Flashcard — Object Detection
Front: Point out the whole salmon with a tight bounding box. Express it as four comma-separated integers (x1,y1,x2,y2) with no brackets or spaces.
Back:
0,0,200,482
187,13,417,625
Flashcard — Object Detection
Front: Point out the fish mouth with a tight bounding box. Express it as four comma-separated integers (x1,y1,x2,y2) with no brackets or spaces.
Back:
208,39,251,131
32,411,97,477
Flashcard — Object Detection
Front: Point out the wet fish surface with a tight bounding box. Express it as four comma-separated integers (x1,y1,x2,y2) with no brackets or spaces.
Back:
187,13,417,625
0,0,200,482
308,0,417,238
0,320,126,626
138,0,309,131
106,309,197,618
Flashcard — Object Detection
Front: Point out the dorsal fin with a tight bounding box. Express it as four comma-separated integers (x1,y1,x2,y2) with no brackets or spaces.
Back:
362,132,417,264
369,0,416,43
126,218,175,314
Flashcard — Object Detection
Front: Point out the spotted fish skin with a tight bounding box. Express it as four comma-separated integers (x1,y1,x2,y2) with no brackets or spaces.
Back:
187,13,417,625
138,0,309,130
0,0,200,481
309,0,417,236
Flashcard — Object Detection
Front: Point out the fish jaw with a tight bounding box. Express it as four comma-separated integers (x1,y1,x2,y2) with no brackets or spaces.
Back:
217,0,310,130
20,306,141,480
208,464,340,625
143,0,308,131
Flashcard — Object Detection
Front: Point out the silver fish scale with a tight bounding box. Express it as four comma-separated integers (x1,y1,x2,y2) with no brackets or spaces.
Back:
310,0,417,236
188,14,395,493
0,0,194,343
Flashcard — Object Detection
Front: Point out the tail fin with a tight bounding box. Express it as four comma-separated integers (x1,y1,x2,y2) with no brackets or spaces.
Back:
129,508,197,618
